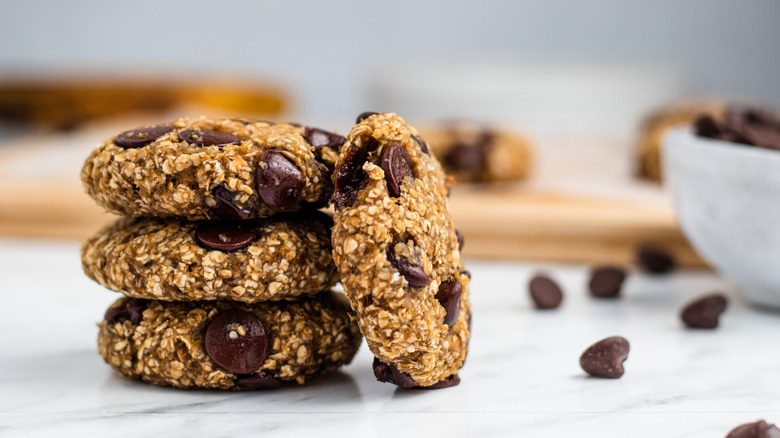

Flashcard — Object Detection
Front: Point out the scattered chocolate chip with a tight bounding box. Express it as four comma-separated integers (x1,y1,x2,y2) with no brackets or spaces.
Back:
637,245,676,274
418,374,461,390
204,310,268,375
178,129,240,146
411,134,430,155
235,373,282,389
386,246,430,288
303,127,346,150
379,143,414,197
529,274,563,309
195,221,257,252
455,229,465,251
436,277,463,326
115,125,174,148
726,420,780,438
332,137,379,208
356,111,378,123
372,357,415,388
104,300,147,325
695,106,780,150
444,143,485,172
211,186,255,220
681,293,728,329
579,336,629,379
588,266,627,298
255,150,306,212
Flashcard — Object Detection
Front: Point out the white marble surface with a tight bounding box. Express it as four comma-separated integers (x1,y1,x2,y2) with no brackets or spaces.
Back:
1,238,779,438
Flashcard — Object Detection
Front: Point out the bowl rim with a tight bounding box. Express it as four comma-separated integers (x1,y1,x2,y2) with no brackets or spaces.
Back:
665,127,780,163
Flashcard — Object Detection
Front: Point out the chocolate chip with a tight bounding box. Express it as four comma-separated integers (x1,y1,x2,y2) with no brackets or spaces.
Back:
115,125,174,148
255,150,306,212
372,357,415,388
379,143,414,197
436,277,462,326
726,420,780,438
211,186,255,220
579,336,629,379
455,229,465,251
444,143,485,172
588,266,627,298
195,221,257,252
411,134,430,155
235,373,282,390
178,129,240,146
204,310,268,375
681,293,728,329
637,245,676,274
356,111,378,123
303,127,346,150
695,115,723,139
332,137,379,208
529,274,563,309
104,300,146,325
418,374,461,390
386,246,430,288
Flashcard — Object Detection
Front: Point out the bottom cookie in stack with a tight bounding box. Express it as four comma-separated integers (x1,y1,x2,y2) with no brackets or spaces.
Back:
97,291,362,390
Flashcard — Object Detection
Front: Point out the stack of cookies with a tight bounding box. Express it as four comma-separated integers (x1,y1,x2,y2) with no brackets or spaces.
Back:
80,112,472,390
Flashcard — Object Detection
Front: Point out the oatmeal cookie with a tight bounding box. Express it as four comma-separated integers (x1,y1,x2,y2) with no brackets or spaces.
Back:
81,117,344,219
82,213,337,302
331,112,471,388
97,292,362,389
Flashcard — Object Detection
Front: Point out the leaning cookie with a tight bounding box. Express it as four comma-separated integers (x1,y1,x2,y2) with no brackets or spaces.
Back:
97,292,362,389
416,121,532,183
332,112,471,388
81,117,344,220
82,213,337,302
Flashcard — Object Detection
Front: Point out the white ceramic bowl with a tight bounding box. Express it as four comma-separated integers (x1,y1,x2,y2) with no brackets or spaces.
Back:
664,128,780,309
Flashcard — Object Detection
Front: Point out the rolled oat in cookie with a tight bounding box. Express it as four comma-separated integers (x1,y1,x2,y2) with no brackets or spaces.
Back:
331,112,471,388
81,117,344,220
81,213,337,302
97,292,362,389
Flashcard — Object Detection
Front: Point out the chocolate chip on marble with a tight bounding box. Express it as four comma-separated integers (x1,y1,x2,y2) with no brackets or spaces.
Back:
303,127,346,150
235,373,282,390
211,186,255,220
104,300,147,325
588,266,627,298
205,310,268,375
637,245,676,274
379,143,414,197
419,374,461,390
726,420,780,438
115,125,174,148
195,221,257,252
681,293,728,329
372,357,415,388
411,134,430,155
386,246,430,288
177,129,240,146
255,150,306,212
356,111,378,123
529,273,563,309
435,277,462,326
332,137,379,208
579,336,629,379
444,143,485,172
455,229,465,251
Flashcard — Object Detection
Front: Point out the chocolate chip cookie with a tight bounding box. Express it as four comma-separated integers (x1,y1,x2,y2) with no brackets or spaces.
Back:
416,121,532,183
82,213,337,302
81,117,344,220
97,292,362,389
331,112,471,388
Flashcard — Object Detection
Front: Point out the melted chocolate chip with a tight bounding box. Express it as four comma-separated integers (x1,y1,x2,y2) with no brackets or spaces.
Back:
411,134,430,155
419,374,461,390
356,111,379,123
579,336,629,379
386,245,430,288
529,274,563,309
303,127,346,150
204,310,268,375
637,245,676,274
115,125,174,148
332,137,379,208
372,357,415,388
178,129,240,146
436,277,462,326
379,143,414,197
255,150,306,212
195,221,257,252
588,266,627,298
104,300,147,325
726,420,780,438
211,186,255,220
681,293,728,329
235,373,282,389
455,229,465,251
